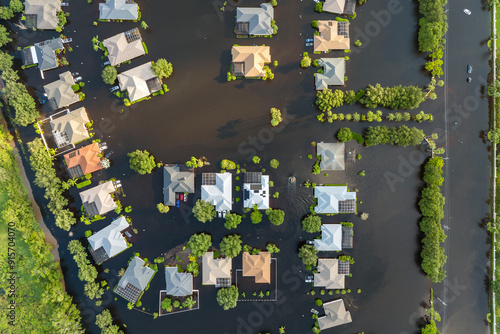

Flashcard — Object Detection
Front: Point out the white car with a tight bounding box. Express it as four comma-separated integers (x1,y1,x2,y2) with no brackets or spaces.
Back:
463,9,471,15
218,211,222,218
110,86,120,92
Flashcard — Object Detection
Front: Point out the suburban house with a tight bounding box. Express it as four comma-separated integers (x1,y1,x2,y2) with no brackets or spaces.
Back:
63,142,103,178
314,185,356,214
163,165,195,206
314,224,342,251
103,28,146,66
201,173,232,213
79,181,117,217
44,71,80,110
115,257,155,303
22,38,64,73
99,0,139,21
316,142,345,170
242,251,271,284
50,107,90,148
314,258,349,289
323,0,356,15
318,299,352,330
202,252,232,287
87,216,129,264
117,62,162,102
315,58,346,89
231,45,271,78
314,20,350,53
24,0,61,30
243,172,269,210
235,3,274,36
165,267,193,297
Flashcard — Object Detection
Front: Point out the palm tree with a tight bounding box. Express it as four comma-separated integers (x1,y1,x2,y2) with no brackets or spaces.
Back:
140,21,149,29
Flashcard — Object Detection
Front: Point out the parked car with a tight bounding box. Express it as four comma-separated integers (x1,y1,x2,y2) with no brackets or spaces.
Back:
466,77,472,83
310,308,319,315
305,276,314,283
110,85,120,92
179,194,184,201
184,193,188,202
463,8,471,15
101,61,111,67
176,200,180,207
305,43,313,47
306,240,314,245
124,231,132,238
467,64,472,74
74,76,82,82
218,211,222,218
222,210,227,218
72,72,79,77
306,38,313,43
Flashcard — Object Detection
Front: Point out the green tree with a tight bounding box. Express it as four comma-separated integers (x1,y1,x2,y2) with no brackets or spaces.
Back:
95,309,112,329
270,159,279,169
5,81,39,126
266,208,285,225
252,156,261,164
270,108,282,126
102,66,117,85
488,129,500,143
9,0,23,13
84,281,104,300
250,208,263,224
140,21,149,29
337,127,352,142
220,234,242,258
315,89,345,112
217,286,239,310
151,58,173,79
224,213,242,230
182,296,196,309
301,214,321,233
187,233,212,257
220,159,236,169
300,54,311,68
0,7,13,20
0,51,13,71
192,199,217,223
266,243,280,254
161,298,173,312
298,244,318,266
127,150,155,174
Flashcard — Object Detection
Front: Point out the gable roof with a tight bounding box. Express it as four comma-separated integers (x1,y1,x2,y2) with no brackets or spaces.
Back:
231,46,271,77
243,173,269,209
242,252,271,284
117,62,161,102
314,186,356,214
314,224,342,251
79,181,117,216
50,107,90,147
314,20,350,52
236,3,274,36
316,142,345,170
202,252,232,285
201,173,232,212
118,257,154,291
315,58,346,90
99,0,139,20
103,28,145,66
44,71,79,110
163,165,195,206
88,216,128,259
25,0,61,30
314,259,344,289
165,267,193,297
64,142,103,177
318,299,352,330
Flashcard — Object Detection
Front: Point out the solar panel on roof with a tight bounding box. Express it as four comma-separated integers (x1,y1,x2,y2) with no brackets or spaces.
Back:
53,131,70,148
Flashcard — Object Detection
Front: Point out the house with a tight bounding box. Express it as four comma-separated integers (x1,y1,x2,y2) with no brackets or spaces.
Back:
236,3,274,36
316,142,345,170
323,0,356,15
117,62,162,102
22,38,64,72
243,172,269,210
99,0,139,21
201,173,232,212
231,46,271,78
165,267,193,297
314,259,345,289
315,58,346,90
63,142,103,178
314,20,350,53
87,216,129,264
24,0,61,30
242,251,271,284
163,165,195,206
103,28,146,66
314,224,342,251
44,71,80,110
50,107,90,148
79,181,117,217
318,299,352,330
314,186,356,214
202,252,232,287
115,257,155,303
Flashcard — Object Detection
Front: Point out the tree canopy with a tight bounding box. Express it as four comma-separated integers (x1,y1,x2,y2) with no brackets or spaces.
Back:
224,213,242,230
219,234,242,258
151,58,173,79
301,214,321,233
359,84,425,110
127,150,156,174
298,244,318,266
266,208,285,226
216,286,239,310
315,89,344,112
102,66,117,85
220,159,236,170
192,199,217,223
9,0,23,13
364,126,424,147
187,233,212,257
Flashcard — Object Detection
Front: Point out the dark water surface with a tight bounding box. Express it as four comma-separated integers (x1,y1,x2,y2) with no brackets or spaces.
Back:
8,0,490,333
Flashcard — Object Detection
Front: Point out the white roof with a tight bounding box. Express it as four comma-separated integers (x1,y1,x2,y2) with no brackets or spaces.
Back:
314,224,342,251
314,259,344,289
99,0,139,20
201,173,232,212
202,252,232,285
314,186,356,214
88,216,128,258
243,174,269,209
117,62,159,102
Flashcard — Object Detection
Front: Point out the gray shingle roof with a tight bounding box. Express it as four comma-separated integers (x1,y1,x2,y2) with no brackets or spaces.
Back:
99,0,139,20
103,28,145,66
314,224,342,251
88,216,129,260
317,142,345,170
314,186,356,214
163,165,195,206
318,299,352,330
165,267,193,297
23,38,63,71
315,58,346,90
25,0,61,30
118,257,155,291
236,3,274,36
44,71,79,110
314,259,344,289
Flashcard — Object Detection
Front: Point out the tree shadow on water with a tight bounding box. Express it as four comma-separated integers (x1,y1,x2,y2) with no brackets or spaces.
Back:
216,118,242,139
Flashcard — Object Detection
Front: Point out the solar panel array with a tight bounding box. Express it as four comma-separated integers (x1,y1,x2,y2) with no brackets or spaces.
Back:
53,131,70,148
338,261,350,275
244,172,262,183
337,22,349,38
202,173,216,185
216,277,231,288
339,199,355,213
115,283,142,303
124,28,142,43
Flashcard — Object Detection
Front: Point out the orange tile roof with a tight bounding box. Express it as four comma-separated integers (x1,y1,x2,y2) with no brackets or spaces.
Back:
64,142,102,175
242,251,271,283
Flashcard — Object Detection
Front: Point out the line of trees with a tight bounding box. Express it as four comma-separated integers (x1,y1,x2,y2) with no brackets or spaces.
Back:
419,157,446,283
317,110,434,123
418,0,447,78
27,138,77,230
363,125,425,147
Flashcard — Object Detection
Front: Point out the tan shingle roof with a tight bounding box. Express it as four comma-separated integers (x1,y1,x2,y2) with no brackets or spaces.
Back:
25,0,61,30
242,252,271,283
117,62,160,102
318,299,352,330
313,259,345,289
314,21,350,52
202,252,232,285
50,107,90,145
103,29,145,66
231,46,271,77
